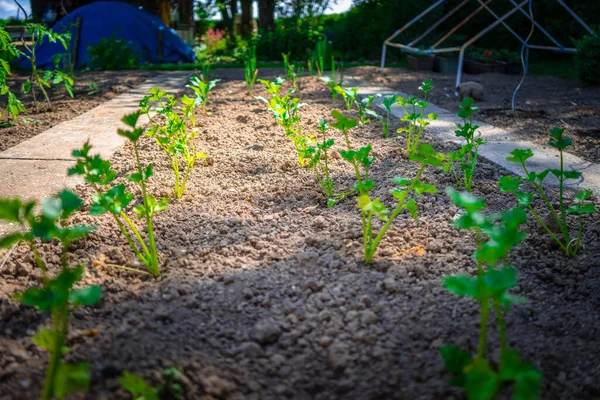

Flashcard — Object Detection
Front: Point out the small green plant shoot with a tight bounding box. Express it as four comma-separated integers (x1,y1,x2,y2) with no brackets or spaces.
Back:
498,127,597,257
0,191,101,400
440,189,542,400
445,97,486,191
187,75,220,114
355,143,446,263
357,94,380,124
334,86,358,111
320,76,340,102
380,93,399,138
244,46,259,95
397,80,437,154
0,27,25,120
140,88,208,199
300,118,335,201
119,367,184,400
70,112,169,277
256,77,313,166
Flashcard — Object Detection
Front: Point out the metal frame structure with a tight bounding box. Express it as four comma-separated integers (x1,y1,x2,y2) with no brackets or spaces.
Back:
380,0,596,88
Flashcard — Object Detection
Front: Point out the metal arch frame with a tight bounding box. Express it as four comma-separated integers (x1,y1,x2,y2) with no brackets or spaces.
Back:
380,0,597,88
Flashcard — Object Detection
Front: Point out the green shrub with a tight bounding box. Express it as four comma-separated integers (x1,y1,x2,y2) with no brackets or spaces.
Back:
575,29,600,85
87,35,140,70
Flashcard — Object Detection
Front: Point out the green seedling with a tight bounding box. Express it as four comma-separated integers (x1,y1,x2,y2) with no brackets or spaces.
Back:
307,57,313,76
70,113,169,277
380,93,399,138
119,367,184,400
0,191,100,400
187,75,220,114
320,76,340,102
315,35,327,76
200,56,213,81
300,119,335,202
356,143,446,263
0,27,25,119
327,110,361,206
294,63,304,90
357,94,380,124
256,78,313,166
498,127,597,257
445,97,486,191
334,86,358,111
440,189,541,400
397,80,437,154
282,52,292,79
244,46,258,95
140,88,208,199
20,24,74,111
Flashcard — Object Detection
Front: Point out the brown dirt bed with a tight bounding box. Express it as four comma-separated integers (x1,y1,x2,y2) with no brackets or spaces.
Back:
0,70,156,153
0,75,599,399
348,66,600,163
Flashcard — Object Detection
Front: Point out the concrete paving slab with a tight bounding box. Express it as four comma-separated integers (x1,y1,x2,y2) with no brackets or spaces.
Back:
345,75,600,195
0,71,192,160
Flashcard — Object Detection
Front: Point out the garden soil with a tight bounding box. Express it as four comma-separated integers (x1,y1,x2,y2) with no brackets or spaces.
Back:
0,75,598,399
0,70,156,152
349,66,600,164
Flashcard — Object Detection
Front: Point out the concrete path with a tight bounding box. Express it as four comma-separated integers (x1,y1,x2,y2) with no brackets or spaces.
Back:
344,76,600,195
0,71,192,234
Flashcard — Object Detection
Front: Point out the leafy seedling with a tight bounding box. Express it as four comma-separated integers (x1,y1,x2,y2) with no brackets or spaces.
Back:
244,46,259,95
140,88,208,199
445,97,486,191
0,191,100,400
70,113,169,277
320,76,340,102
498,127,597,257
440,189,541,400
397,80,437,154
356,143,446,263
380,93,399,138
256,78,313,166
357,94,380,124
119,367,184,400
187,75,220,114
334,85,359,111
300,119,335,203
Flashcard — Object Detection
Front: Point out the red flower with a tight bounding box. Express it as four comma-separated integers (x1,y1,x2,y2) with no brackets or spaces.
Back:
483,49,493,58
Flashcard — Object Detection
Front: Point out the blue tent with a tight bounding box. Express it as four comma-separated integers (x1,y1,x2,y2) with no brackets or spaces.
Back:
19,1,195,69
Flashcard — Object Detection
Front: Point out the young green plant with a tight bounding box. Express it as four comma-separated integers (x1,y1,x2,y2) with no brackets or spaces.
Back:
119,367,184,400
187,75,220,114
380,93,399,138
397,80,437,154
440,189,542,400
140,88,208,199
0,27,25,120
244,46,258,95
0,191,101,400
357,94,380,124
445,97,486,191
320,76,340,102
70,112,169,277
256,78,313,166
300,119,335,203
498,127,596,257
334,86,358,111
355,143,446,263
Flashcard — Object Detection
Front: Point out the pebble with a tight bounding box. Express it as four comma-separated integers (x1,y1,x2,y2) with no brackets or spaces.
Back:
251,319,282,345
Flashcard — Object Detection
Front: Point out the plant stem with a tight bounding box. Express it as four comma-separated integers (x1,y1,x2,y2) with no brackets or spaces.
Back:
133,142,159,277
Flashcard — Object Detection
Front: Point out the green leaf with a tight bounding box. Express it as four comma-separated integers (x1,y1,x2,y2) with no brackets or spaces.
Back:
575,189,593,201
406,199,418,219
0,198,24,222
498,176,520,193
514,364,542,400
440,345,472,373
443,274,479,299
464,358,499,400
499,348,522,380
547,126,572,150
0,232,26,248
117,128,144,142
506,148,533,164
122,112,141,128
69,285,101,307
413,180,437,195
54,362,91,399
516,191,532,207
58,190,83,219
330,109,358,131
32,328,55,351
446,188,485,213
118,372,159,400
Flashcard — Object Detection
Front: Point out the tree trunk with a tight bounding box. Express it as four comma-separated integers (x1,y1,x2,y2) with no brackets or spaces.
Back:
217,0,232,32
258,0,275,31
240,0,252,37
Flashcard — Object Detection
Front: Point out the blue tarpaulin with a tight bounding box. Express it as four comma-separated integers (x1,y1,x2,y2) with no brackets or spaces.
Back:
18,1,195,69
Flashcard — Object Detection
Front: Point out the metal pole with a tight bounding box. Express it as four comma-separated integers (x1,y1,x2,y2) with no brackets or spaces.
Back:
476,0,527,45
508,0,565,49
555,0,596,36
456,48,465,88
380,44,387,72
433,0,493,48
409,0,471,47
384,0,447,43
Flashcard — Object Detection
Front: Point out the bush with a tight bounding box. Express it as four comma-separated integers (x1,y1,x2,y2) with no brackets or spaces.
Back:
575,29,600,85
87,35,140,70
255,19,324,62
